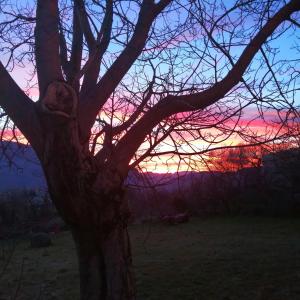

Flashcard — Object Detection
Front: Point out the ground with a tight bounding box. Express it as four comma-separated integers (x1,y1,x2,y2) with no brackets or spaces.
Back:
1,217,300,300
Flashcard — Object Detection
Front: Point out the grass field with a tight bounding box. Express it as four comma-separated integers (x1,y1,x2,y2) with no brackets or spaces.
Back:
1,217,300,300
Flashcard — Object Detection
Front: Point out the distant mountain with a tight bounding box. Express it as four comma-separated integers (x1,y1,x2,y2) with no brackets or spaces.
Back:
126,169,213,192
0,141,46,191
0,141,209,192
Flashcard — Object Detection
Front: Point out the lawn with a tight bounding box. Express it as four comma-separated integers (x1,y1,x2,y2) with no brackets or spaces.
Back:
1,217,300,300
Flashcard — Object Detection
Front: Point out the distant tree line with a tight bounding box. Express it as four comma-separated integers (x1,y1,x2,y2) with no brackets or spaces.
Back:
128,147,300,221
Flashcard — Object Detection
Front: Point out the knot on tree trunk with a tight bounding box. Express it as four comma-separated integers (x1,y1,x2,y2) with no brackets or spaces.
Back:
41,81,77,118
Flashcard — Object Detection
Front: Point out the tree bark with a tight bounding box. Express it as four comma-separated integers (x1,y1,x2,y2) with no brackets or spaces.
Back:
45,158,136,300
72,219,136,300
36,83,136,299
42,149,135,300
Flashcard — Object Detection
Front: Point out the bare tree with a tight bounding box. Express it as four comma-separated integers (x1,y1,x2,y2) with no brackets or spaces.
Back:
0,0,299,299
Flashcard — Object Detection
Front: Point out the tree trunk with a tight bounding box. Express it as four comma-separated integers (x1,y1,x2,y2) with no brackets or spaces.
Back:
72,222,136,300
37,85,136,299
41,137,136,300
46,171,136,300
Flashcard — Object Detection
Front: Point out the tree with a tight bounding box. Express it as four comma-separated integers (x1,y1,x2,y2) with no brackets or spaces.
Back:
0,0,299,299
207,144,263,172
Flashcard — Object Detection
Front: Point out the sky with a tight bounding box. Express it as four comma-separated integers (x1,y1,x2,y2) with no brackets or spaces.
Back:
1,0,300,173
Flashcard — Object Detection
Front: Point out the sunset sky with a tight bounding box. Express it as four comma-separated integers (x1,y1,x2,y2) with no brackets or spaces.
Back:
0,0,299,173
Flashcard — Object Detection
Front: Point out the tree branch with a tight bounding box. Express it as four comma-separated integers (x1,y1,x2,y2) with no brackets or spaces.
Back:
113,0,300,172
75,0,96,50
79,0,113,97
59,21,69,79
289,16,300,28
68,3,84,93
0,63,43,152
35,0,63,95
111,79,154,136
78,0,172,140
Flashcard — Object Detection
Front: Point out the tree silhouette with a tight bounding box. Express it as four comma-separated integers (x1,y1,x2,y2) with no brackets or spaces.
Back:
0,1,299,299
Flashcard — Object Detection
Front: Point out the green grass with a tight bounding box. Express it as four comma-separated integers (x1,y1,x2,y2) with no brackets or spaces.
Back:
1,217,300,300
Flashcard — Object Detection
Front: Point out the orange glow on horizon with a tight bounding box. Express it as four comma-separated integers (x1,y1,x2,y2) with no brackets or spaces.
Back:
2,108,298,173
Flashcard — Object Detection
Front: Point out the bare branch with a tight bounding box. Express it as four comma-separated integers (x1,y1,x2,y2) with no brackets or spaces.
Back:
75,0,96,50
79,0,113,97
78,0,172,139
113,0,300,171
35,0,63,95
155,0,173,12
111,79,155,136
68,3,84,93
59,21,69,79
289,16,300,28
0,62,43,152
